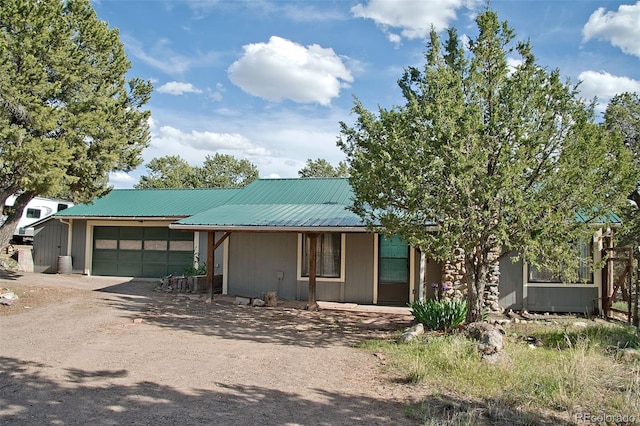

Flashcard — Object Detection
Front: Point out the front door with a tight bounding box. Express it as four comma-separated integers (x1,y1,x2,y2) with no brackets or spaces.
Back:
378,235,409,306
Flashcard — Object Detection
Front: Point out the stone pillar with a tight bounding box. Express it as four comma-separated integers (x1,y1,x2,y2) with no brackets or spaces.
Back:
441,247,502,315
483,248,502,314
441,248,466,300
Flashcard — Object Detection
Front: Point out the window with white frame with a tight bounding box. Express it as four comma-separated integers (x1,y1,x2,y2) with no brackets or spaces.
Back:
528,240,593,283
301,233,342,278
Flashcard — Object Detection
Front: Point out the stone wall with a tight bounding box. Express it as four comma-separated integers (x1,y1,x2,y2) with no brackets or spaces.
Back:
441,247,503,314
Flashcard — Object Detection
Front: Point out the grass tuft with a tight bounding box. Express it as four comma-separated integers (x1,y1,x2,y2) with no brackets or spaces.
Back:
362,322,640,424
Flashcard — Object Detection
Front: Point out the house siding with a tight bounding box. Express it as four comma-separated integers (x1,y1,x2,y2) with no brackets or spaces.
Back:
33,219,68,273
226,232,378,304
499,255,523,310
227,233,299,300
526,286,598,314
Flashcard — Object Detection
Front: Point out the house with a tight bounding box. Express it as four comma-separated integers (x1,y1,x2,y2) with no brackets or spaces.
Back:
33,178,615,313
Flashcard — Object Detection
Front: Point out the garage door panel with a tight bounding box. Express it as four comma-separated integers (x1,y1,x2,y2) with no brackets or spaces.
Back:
117,262,143,276
170,229,193,241
143,251,167,263
92,226,194,278
143,264,169,277
119,227,143,239
94,227,118,239
93,261,114,276
93,250,118,262
119,251,143,263
168,252,193,264
145,227,169,240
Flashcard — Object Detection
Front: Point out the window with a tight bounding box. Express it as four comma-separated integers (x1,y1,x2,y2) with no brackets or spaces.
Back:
57,204,69,212
301,234,342,278
528,241,593,283
26,208,41,219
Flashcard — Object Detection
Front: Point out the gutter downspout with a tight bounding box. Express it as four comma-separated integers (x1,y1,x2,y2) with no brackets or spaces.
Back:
57,218,73,256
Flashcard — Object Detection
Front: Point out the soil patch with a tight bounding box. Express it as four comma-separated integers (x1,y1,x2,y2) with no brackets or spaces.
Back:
0,271,421,425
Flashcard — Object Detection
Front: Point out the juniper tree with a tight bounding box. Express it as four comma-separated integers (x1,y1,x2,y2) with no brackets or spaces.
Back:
338,9,635,322
0,0,151,247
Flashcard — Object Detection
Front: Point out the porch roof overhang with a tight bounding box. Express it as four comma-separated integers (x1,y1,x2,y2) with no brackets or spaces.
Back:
169,224,370,233
170,203,371,233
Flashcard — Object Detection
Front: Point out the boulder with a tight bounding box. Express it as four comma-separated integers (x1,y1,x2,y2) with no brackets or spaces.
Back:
399,323,424,342
465,322,505,361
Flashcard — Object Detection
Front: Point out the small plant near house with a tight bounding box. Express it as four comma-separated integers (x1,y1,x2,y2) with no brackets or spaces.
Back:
184,256,206,277
409,282,467,332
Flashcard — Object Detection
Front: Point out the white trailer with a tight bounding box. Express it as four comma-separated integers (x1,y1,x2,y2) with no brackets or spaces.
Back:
1,196,73,243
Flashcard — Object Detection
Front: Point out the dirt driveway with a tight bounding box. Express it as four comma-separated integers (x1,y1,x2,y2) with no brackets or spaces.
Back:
0,270,419,425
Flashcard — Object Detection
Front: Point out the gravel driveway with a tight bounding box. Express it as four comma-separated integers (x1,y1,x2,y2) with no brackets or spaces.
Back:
0,270,418,425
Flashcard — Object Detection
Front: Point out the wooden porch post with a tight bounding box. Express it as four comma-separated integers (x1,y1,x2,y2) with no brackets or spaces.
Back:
206,231,214,303
307,233,319,311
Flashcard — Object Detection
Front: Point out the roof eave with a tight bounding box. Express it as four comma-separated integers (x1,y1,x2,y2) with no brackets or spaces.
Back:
169,223,441,233
169,223,370,233
54,216,187,221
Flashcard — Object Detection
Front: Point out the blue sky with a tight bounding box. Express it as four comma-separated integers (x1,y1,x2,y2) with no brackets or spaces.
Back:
91,0,640,188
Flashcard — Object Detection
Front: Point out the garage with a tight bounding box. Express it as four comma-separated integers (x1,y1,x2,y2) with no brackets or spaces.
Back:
92,226,194,277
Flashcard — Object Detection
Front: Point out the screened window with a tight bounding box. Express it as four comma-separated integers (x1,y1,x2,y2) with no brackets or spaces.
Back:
301,234,342,278
528,241,593,283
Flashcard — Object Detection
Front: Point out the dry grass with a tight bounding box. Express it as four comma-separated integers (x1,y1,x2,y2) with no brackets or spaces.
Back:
361,321,640,425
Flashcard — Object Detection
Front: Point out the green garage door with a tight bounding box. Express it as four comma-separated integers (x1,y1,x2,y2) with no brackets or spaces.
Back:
92,226,194,277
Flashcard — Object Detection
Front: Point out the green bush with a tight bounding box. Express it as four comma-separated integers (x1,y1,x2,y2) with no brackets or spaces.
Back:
410,298,467,332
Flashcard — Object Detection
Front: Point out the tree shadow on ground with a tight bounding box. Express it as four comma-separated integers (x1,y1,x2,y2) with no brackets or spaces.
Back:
0,268,22,281
0,356,414,425
94,280,413,349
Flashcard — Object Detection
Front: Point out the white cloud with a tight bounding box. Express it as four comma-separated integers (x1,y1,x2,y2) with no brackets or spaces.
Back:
154,126,269,155
157,81,203,95
583,2,640,57
507,57,523,75
109,171,137,188
227,36,353,106
351,0,470,40
578,70,640,111
387,32,402,46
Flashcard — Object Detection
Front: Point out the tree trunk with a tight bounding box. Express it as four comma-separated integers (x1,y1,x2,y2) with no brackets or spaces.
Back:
465,253,489,323
0,191,36,249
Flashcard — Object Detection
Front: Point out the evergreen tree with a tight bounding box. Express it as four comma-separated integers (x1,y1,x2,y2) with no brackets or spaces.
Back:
0,0,151,247
338,9,636,321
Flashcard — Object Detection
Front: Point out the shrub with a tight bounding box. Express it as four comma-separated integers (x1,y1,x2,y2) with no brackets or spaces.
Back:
410,298,467,332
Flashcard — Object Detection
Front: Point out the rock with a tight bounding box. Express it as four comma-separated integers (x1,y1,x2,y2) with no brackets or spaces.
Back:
133,318,144,324
465,322,505,339
477,329,503,354
266,292,277,307
573,321,588,328
399,323,424,342
252,298,266,307
235,297,250,305
465,322,505,360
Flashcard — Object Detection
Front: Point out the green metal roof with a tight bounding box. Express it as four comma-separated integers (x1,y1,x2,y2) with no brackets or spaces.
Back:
176,203,364,229
55,188,241,218
173,178,367,231
226,178,354,205
575,210,622,224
